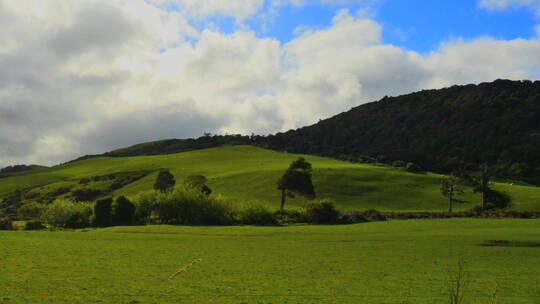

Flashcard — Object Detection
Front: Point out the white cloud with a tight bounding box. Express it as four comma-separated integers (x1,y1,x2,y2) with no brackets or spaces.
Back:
150,0,265,20
0,3,539,167
478,0,540,15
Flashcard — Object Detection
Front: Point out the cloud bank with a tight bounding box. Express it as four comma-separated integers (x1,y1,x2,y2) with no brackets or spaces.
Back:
0,0,539,166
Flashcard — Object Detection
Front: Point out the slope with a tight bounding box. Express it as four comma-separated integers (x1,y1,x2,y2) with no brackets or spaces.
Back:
1,145,539,212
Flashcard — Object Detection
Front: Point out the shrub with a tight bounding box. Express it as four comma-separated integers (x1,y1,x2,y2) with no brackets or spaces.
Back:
18,202,46,219
339,212,369,224
376,154,388,164
66,203,94,228
72,188,102,202
50,187,71,197
184,175,213,195
154,186,236,225
112,196,136,225
42,200,75,227
24,220,45,230
392,160,406,168
405,162,421,173
274,209,304,224
131,191,158,224
358,155,376,164
302,199,340,224
0,218,13,230
360,209,387,221
94,198,113,227
238,204,278,225
42,200,94,228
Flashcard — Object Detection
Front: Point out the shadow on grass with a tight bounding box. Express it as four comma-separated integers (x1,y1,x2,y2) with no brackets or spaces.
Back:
481,240,540,247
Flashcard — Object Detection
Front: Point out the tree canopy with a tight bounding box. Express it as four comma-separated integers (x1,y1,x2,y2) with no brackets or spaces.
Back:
277,158,316,211
154,169,175,192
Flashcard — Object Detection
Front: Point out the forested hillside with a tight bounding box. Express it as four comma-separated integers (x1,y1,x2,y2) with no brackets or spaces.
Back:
265,79,540,182
67,79,540,183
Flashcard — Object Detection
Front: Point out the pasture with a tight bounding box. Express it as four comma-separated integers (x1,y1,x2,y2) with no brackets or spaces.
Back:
1,219,539,303
1,146,540,212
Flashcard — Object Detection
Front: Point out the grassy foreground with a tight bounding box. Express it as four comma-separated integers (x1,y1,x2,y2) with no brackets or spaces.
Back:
1,219,539,304
1,145,540,212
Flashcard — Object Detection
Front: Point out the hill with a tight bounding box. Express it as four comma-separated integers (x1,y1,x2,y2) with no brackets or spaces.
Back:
1,146,539,217
265,79,540,182
71,79,540,184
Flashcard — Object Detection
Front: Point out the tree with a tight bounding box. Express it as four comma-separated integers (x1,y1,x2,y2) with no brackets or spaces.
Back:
441,177,463,213
154,169,175,192
94,198,112,227
478,164,490,211
277,158,316,211
184,175,212,195
112,196,135,225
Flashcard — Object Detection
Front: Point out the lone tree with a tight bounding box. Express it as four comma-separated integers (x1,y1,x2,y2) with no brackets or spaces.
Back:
277,158,316,211
184,175,212,195
154,169,175,192
441,177,463,213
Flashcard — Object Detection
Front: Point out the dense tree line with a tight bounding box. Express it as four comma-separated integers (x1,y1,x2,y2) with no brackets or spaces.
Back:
265,79,540,183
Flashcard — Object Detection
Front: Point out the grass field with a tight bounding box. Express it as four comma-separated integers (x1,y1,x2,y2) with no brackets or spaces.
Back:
1,145,540,212
1,219,539,304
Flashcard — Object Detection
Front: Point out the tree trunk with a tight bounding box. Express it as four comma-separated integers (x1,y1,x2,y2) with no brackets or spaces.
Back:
448,198,453,213
481,164,489,211
482,189,487,211
280,189,286,211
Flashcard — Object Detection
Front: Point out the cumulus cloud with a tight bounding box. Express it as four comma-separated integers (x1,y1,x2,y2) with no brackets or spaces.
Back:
0,1,539,167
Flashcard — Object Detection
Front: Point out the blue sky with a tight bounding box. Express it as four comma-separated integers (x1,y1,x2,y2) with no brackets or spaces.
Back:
178,0,539,53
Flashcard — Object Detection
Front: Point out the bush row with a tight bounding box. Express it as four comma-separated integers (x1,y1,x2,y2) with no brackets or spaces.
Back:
5,187,373,229
3,188,538,230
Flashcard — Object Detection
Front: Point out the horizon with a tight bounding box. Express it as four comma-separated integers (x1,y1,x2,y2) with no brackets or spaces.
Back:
1,0,540,166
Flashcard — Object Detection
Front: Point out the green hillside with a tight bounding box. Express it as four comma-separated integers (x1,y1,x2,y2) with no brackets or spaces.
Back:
1,145,540,212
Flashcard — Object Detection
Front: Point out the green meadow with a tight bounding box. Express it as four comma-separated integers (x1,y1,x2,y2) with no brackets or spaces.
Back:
1,219,539,304
2,146,540,304
1,145,540,212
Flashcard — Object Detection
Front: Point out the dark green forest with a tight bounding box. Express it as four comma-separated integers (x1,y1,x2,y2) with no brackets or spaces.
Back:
65,79,540,184
267,79,540,182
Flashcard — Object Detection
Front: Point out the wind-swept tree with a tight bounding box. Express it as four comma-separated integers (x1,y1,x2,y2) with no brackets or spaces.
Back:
277,158,316,211
154,169,175,192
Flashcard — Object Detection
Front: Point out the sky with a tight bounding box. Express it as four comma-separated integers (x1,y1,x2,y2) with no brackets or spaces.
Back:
1,0,540,167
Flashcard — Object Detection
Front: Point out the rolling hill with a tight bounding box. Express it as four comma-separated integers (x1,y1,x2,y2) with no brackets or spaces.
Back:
1,145,539,217
68,79,540,185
